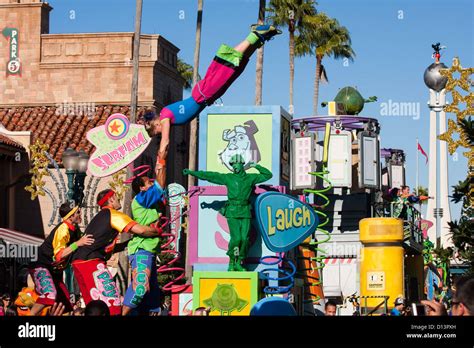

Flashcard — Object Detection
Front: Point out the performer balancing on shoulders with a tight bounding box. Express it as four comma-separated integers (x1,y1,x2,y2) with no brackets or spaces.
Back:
29,202,94,316
143,24,282,173
122,164,166,316
71,189,162,316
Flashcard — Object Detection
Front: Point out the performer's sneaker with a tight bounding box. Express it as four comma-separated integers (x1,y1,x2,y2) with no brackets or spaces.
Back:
251,24,282,42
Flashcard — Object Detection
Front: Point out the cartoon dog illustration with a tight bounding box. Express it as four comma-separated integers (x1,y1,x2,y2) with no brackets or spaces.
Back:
219,120,261,171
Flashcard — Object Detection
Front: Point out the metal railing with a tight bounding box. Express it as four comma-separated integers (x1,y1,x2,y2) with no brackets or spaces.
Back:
338,293,390,316
374,201,423,246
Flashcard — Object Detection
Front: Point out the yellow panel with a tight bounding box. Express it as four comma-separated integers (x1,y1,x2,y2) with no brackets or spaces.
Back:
359,217,403,243
198,278,254,316
360,246,404,308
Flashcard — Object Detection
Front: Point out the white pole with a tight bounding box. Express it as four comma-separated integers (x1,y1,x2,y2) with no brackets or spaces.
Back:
438,90,452,248
416,138,419,195
426,89,438,245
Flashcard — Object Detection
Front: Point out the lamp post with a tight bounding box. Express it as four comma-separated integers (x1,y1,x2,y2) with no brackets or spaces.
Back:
61,148,89,205
61,148,89,300
74,150,89,205
62,148,78,203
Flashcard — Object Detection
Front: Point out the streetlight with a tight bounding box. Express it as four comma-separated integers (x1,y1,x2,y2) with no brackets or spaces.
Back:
74,150,89,204
61,148,89,205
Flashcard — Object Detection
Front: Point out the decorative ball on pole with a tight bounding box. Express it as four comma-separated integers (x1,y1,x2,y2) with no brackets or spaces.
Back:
424,62,448,92
424,43,448,92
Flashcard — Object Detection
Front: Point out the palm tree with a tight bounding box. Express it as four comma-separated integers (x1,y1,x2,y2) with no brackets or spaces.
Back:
414,186,429,205
188,0,204,189
255,0,266,105
185,0,204,282
267,0,317,115
177,58,196,90
296,13,355,115
446,115,473,273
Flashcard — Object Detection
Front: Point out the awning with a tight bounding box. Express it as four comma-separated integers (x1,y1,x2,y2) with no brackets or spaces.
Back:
0,228,44,246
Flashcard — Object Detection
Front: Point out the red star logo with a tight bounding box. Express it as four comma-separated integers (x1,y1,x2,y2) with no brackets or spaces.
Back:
109,121,121,134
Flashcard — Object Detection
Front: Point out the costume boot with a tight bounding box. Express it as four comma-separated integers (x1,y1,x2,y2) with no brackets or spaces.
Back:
233,257,247,272
228,259,236,272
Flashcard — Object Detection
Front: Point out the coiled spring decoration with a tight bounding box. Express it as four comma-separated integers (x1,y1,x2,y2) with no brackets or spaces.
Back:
156,215,188,292
298,122,333,305
155,187,201,293
259,254,296,295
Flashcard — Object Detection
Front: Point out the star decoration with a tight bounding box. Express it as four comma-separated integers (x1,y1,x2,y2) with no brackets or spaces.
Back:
438,119,464,155
109,121,121,134
439,57,474,92
25,140,51,200
463,147,474,168
109,169,128,201
444,90,474,122
438,57,473,198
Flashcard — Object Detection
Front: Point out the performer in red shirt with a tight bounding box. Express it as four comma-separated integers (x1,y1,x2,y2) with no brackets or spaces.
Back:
72,189,161,315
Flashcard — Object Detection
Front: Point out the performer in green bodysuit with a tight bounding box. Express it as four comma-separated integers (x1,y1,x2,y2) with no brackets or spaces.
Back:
183,155,272,271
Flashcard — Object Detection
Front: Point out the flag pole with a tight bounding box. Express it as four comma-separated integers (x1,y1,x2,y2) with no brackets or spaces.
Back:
416,138,419,195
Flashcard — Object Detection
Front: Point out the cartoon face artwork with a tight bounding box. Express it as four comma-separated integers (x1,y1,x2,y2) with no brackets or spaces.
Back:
219,120,261,171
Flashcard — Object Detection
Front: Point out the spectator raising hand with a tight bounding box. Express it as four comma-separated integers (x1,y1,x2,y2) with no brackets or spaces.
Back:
48,302,65,316
421,298,447,316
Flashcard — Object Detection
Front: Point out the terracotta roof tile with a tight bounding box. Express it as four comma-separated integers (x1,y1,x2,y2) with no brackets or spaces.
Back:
0,133,25,149
0,105,149,163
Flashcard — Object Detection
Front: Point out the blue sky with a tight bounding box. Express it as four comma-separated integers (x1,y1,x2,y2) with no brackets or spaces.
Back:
48,0,473,218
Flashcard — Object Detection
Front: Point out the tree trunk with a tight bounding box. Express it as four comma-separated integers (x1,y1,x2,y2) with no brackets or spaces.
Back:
313,55,322,115
289,30,295,115
185,0,203,282
254,0,265,105
118,0,143,296
124,0,143,216
187,0,203,189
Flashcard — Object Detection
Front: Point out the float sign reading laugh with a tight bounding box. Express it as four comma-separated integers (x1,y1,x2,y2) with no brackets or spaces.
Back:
254,192,319,252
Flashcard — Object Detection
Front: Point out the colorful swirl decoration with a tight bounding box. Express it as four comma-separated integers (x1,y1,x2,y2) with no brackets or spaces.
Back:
156,187,201,293
299,122,333,305
260,254,296,295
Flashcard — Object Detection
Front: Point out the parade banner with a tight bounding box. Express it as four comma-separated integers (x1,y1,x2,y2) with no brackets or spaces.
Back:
86,113,151,177
254,192,319,252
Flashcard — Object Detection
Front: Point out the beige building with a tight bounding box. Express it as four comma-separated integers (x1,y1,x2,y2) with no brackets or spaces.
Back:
0,0,187,237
